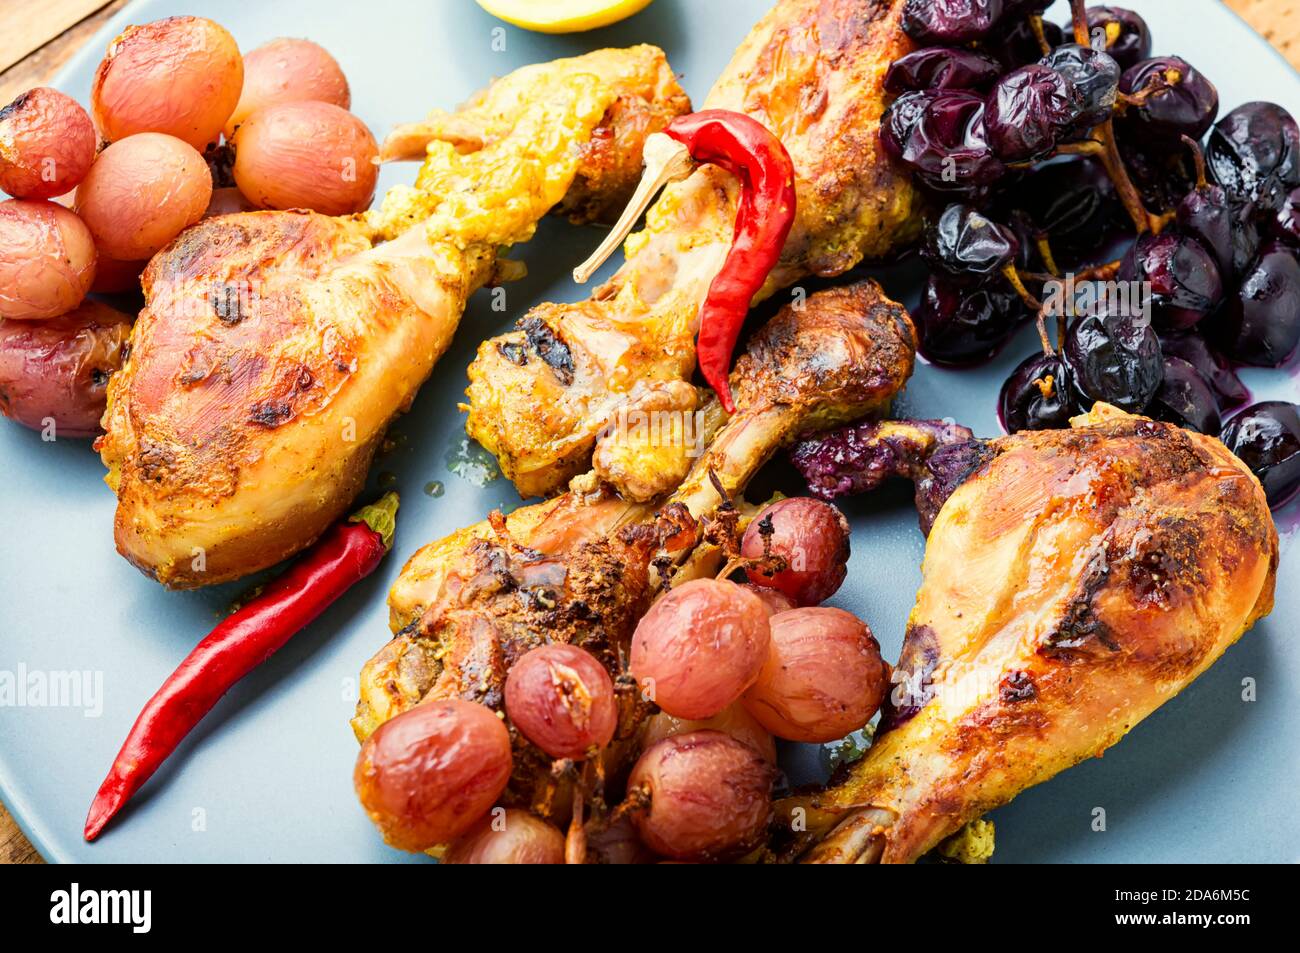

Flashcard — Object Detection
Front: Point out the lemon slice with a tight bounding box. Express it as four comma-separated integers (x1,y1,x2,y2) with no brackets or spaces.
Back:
475,0,655,34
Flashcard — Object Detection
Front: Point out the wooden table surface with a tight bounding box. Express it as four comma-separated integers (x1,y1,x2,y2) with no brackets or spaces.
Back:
0,0,1297,866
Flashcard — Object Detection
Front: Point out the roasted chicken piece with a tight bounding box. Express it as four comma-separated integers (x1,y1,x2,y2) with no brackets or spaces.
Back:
97,46,690,588
352,281,916,826
465,0,921,500
778,404,1278,864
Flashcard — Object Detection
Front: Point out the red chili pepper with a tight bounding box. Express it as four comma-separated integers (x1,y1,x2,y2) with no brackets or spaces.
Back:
83,492,400,841
663,110,796,413
571,109,796,414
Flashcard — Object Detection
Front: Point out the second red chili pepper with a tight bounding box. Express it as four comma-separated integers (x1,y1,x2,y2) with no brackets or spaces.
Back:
83,491,400,841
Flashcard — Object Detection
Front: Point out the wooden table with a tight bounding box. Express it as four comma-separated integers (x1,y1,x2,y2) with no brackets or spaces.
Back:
1,0,1297,866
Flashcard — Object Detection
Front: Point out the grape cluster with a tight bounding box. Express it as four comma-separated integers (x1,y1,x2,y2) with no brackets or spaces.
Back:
885,1,1300,507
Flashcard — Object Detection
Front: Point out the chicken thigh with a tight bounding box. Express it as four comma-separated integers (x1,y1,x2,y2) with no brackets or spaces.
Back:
97,46,689,588
778,404,1278,863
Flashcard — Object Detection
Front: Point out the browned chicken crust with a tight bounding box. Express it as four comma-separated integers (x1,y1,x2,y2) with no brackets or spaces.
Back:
780,404,1278,864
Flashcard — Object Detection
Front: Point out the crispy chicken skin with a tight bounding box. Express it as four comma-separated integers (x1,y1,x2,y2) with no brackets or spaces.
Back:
352,281,916,819
465,0,921,500
780,404,1278,864
97,46,689,588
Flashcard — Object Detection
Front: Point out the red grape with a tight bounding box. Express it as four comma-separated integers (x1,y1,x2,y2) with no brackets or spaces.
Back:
443,808,565,865
743,607,886,743
354,699,512,852
743,583,796,617
224,38,350,139
742,497,851,606
232,101,378,215
75,133,212,261
640,701,777,765
91,16,243,150
630,578,770,720
0,199,96,320
503,643,617,760
627,730,774,861
0,88,97,200
0,300,132,437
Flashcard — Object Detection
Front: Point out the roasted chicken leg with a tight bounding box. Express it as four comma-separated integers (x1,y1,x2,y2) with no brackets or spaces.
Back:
465,0,920,500
97,46,689,588
352,281,916,823
779,404,1278,864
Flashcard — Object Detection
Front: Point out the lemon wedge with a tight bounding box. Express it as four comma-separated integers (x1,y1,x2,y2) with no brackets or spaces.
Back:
475,0,654,34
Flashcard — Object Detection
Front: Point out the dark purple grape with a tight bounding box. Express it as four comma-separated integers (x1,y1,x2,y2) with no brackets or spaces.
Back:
1013,158,1123,260
922,203,1020,281
1209,239,1300,366
1273,186,1300,245
1119,140,1197,213
1219,402,1300,508
1063,309,1163,413
903,0,1006,46
1176,173,1235,280
985,64,1083,161
917,275,1024,365
1085,6,1151,71
1118,57,1219,145
999,351,1077,432
1206,102,1300,213
881,90,938,161
1148,356,1221,434
895,91,1007,193
1158,330,1249,409
885,47,1003,94
1118,229,1223,330
984,17,1063,71
1041,44,1120,130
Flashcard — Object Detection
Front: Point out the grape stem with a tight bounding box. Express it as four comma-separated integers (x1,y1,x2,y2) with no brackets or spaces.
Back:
1002,265,1042,312
1069,0,1090,46
1181,133,1209,188
1030,15,1052,56
1035,236,1062,278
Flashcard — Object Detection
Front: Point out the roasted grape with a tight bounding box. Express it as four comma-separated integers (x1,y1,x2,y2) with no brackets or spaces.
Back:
0,199,96,320
922,203,1020,282
1206,102,1300,213
999,351,1077,432
902,0,1007,45
75,133,212,261
1148,355,1220,434
91,16,243,150
1118,229,1223,330
741,497,851,606
916,275,1023,365
984,16,1063,72
1013,158,1123,260
640,702,777,765
630,578,770,719
984,65,1082,161
503,643,616,760
1176,146,1237,280
0,300,131,437
1118,56,1218,145
1219,402,1300,508
885,47,1002,94
1158,330,1248,409
1063,309,1163,413
0,88,97,200
627,730,775,861
1209,239,1300,366
353,699,512,852
1041,44,1120,130
889,91,1006,194
224,38,351,138
742,607,886,744
1085,6,1151,71
743,584,797,617
232,101,378,215
443,809,565,865
1119,139,1197,214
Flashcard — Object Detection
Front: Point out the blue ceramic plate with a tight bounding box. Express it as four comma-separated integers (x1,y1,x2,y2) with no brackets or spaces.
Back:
2,0,1298,863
